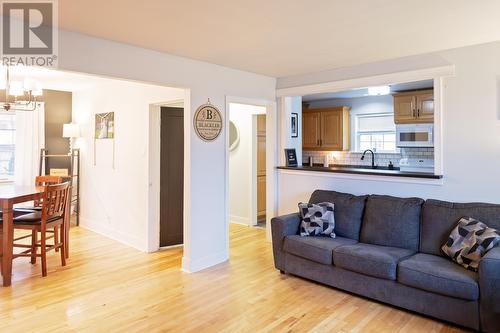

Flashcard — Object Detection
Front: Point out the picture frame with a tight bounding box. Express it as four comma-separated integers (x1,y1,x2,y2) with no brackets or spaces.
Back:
95,112,115,139
291,113,298,138
284,148,298,167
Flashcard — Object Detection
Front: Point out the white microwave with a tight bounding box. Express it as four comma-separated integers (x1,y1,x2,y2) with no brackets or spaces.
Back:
396,124,434,148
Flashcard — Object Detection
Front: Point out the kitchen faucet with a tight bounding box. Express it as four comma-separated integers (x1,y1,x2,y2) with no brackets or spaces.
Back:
361,149,376,169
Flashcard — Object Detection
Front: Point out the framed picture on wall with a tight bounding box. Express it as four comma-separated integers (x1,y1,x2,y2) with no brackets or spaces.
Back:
291,113,298,138
95,112,115,139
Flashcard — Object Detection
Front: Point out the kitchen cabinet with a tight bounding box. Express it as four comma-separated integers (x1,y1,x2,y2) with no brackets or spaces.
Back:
302,111,321,149
394,89,434,124
302,106,350,151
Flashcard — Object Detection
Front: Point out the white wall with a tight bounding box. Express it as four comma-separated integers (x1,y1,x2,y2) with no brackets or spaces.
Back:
277,41,500,214
58,30,276,272
229,104,265,226
280,96,302,165
72,79,184,250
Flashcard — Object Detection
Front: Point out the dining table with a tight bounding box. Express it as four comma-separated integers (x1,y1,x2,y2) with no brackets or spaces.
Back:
0,185,70,287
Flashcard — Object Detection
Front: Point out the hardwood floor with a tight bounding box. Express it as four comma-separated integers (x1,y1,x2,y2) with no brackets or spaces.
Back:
0,224,470,333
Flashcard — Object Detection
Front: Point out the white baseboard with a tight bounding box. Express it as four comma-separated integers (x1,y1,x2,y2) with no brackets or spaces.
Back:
79,217,146,252
229,214,252,226
181,250,228,273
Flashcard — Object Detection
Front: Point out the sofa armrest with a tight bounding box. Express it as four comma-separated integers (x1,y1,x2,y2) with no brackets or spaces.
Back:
479,246,500,332
271,213,301,271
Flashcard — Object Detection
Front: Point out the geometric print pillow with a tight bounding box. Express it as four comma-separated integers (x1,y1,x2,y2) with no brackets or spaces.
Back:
298,202,335,238
441,217,500,271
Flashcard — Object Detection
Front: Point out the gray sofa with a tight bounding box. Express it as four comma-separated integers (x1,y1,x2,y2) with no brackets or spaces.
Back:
271,190,500,332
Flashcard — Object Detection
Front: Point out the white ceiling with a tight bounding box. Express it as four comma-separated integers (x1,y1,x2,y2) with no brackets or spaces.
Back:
58,0,500,78
303,80,434,101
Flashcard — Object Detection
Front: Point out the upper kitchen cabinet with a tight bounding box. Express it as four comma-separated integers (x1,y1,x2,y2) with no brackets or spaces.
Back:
394,89,434,124
302,110,321,150
302,106,350,151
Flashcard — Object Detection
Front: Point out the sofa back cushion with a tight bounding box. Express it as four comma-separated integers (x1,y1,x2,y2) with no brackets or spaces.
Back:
421,199,500,256
309,190,367,240
360,195,424,251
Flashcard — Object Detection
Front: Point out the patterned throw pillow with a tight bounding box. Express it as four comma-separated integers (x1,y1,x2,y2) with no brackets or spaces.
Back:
442,217,500,271
298,202,336,238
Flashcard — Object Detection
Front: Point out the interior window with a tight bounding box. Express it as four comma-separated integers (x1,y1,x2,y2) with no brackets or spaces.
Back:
355,113,397,153
0,113,16,181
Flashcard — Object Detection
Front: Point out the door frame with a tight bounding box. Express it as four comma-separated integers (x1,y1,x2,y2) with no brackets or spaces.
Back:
225,96,277,243
147,99,185,252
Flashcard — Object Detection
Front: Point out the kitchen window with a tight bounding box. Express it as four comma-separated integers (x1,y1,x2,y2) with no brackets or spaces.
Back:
355,113,397,153
0,113,16,181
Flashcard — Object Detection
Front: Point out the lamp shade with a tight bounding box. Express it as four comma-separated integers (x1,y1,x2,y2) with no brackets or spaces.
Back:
62,123,81,138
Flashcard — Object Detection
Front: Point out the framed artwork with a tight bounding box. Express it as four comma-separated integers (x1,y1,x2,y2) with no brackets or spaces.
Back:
95,112,115,139
284,148,298,167
291,113,298,138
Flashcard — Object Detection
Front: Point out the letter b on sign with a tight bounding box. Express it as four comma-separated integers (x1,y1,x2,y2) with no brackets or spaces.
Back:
2,2,53,54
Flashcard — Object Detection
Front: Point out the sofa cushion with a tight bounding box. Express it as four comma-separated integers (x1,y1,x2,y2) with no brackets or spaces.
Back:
283,235,357,265
332,243,415,280
442,217,500,271
398,253,479,301
309,190,367,240
298,202,336,238
421,199,500,256
360,195,424,251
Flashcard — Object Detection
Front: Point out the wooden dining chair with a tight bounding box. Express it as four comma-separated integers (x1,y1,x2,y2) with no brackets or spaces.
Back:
14,175,64,253
11,182,70,277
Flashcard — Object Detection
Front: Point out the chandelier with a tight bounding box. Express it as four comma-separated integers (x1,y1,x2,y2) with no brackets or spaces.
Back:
0,65,43,112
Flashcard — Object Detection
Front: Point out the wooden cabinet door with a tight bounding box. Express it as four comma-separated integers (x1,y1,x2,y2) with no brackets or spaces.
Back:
416,92,434,123
320,110,342,150
302,112,321,149
394,95,416,124
256,115,266,218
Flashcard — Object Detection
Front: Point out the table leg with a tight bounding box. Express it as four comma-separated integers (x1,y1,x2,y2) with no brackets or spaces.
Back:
2,201,13,287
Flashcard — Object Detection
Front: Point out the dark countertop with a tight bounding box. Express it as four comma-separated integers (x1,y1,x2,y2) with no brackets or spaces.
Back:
277,164,443,179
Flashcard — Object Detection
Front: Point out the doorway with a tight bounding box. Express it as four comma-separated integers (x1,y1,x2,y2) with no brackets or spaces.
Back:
159,107,184,247
228,103,266,228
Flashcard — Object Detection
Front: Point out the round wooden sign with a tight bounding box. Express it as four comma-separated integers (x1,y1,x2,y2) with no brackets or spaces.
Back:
194,102,223,141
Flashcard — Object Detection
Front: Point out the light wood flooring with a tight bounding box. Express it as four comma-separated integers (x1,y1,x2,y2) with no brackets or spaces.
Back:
0,224,470,333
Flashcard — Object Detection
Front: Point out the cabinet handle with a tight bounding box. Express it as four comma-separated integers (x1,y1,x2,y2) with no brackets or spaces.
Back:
413,109,416,118
317,139,320,146
417,109,420,118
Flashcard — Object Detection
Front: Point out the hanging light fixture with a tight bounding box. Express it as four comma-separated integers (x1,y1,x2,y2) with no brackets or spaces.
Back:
0,65,43,112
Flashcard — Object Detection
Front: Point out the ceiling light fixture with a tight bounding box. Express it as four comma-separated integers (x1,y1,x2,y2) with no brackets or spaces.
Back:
0,65,43,112
367,85,391,96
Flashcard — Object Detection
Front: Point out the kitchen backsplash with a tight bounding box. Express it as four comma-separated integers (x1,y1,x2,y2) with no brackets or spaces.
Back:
303,148,434,168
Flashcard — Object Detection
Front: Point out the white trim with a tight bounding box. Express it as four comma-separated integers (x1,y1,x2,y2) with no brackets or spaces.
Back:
251,115,258,226
80,217,146,252
181,90,192,272
277,65,454,180
181,250,228,273
276,65,455,97
147,104,161,253
433,77,444,176
159,244,183,251
278,169,444,186
229,214,252,226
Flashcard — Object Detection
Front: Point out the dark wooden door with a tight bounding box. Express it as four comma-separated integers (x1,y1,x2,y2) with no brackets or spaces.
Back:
160,107,184,247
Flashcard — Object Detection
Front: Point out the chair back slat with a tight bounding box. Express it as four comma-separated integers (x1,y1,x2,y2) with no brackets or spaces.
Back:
34,176,63,207
41,182,70,226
